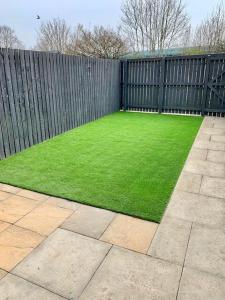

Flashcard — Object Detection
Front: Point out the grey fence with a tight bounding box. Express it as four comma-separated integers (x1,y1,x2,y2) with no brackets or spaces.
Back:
121,54,225,115
0,48,120,159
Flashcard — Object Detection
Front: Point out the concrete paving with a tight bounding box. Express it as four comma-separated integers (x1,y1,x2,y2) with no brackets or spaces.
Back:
0,116,224,299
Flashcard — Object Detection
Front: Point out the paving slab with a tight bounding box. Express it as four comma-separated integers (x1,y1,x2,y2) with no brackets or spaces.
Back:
200,176,225,199
184,159,225,177
175,171,202,193
148,216,191,265
0,269,7,280
0,225,44,271
17,189,49,202
61,205,115,239
0,184,21,194
0,274,65,299
165,190,225,229
100,214,158,254
178,267,225,300
185,224,225,278
193,140,225,151
12,228,111,299
79,246,182,300
16,203,73,236
202,127,225,135
187,148,207,160
0,191,12,201
213,119,225,129
0,195,39,223
207,150,225,163
211,134,225,143
0,221,11,233
45,196,80,211
196,133,210,141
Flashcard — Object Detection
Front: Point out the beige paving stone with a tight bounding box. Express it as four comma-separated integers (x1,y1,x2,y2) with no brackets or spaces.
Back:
0,274,65,299
61,205,115,239
187,148,207,160
178,267,225,300
185,224,225,278
13,229,111,299
196,133,210,141
0,195,39,223
175,171,202,193
0,225,44,271
45,196,80,211
100,214,158,254
211,134,225,143
165,190,225,229
200,176,225,200
213,119,225,129
0,191,11,201
79,246,182,300
148,216,191,265
16,203,73,236
193,140,225,151
207,150,225,163
184,159,225,177
0,184,21,194
0,221,11,233
0,269,7,280
17,189,49,202
202,127,225,135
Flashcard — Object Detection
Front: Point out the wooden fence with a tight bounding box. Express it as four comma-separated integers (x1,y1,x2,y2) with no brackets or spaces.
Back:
121,54,225,115
0,48,120,159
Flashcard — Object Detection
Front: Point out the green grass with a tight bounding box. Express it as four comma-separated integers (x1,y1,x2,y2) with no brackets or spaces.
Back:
0,112,202,222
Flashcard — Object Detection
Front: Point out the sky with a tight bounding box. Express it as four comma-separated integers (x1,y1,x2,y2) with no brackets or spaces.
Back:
0,0,224,48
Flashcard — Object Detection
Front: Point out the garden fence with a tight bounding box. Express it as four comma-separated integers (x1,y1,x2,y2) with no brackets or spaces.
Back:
121,54,225,115
0,48,120,159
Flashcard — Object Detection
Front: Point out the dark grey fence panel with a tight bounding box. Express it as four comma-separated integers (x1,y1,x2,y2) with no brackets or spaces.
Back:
0,48,120,159
121,53,225,115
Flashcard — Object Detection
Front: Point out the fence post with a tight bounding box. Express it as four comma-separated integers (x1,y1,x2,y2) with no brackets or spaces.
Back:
158,57,166,113
202,55,210,116
123,60,128,111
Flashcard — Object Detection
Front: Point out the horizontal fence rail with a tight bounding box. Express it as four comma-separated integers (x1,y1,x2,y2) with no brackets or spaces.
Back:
0,48,120,159
121,54,225,116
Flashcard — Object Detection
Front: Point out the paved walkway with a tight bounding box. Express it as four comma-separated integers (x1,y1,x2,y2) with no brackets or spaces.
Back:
0,116,225,299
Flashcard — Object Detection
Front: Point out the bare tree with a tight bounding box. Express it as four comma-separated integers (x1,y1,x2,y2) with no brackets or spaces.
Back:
67,25,128,59
121,0,189,52
35,18,70,53
193,2,225,52
0,25,24,49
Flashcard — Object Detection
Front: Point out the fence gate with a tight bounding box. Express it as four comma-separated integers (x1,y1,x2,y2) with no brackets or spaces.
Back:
121,54,225,116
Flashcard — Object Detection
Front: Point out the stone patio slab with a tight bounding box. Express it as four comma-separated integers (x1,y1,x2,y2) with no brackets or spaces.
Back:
213,119,225,129
211,135,225,143
175,171,202,193
0,195,39,223
13,228,111,299
16,203,73,236
0,225,44,271
0,191,11,201
165,190,225,229
148,216,191,265
187,148,207,160
193,140,225,151
0,269,7,280
79,246,182,300
178,267,225,300
207,150,225,163
0,221,11,233
61,205,115,239
17,189,50,202
184,159,225,177
100,214,158,254
196,133,210,141
45,196,80,211
200,176,225,199
185,224,225,278
0,274,65,299
202,127,225,135
0,184,21,194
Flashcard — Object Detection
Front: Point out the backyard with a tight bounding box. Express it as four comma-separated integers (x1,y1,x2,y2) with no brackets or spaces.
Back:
0,111,202,222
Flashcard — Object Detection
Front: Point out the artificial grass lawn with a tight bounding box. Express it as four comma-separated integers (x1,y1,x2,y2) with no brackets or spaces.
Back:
0,112,202,222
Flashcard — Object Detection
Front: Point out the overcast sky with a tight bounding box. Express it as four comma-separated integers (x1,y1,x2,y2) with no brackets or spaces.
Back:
0,0,224,48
